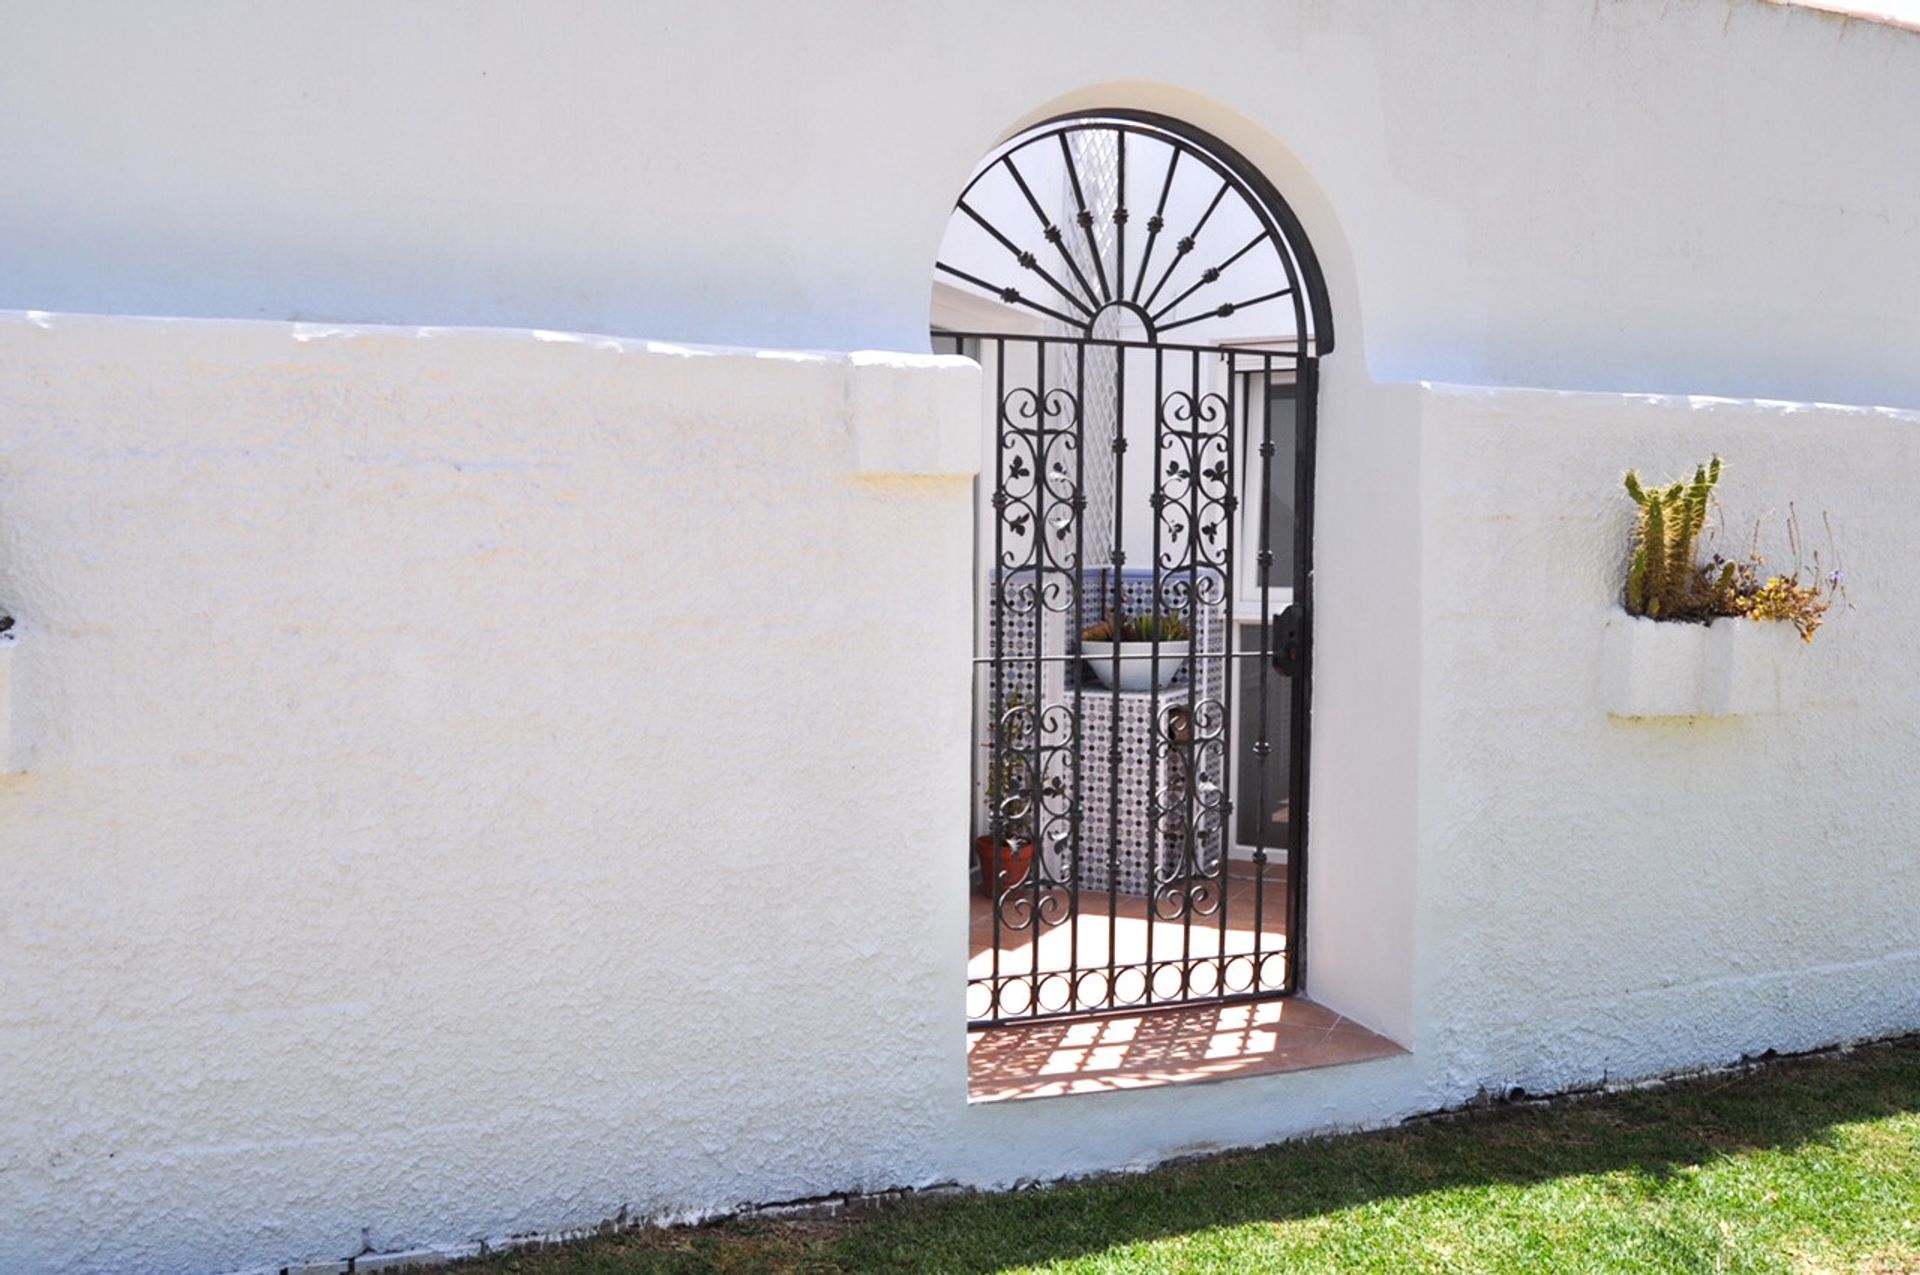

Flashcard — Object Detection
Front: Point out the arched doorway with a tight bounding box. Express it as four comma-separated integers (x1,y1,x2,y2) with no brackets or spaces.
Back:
932,112,1332,1027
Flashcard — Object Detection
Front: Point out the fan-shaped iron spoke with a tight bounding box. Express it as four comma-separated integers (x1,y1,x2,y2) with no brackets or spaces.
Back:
1141,180,1230,313
1057,133,1113,305
956,201,1095,318
1156,287,1294,335
934,262,1084,328
1148,232,1272,326
1131,146,1182,304
1001,154,1103,316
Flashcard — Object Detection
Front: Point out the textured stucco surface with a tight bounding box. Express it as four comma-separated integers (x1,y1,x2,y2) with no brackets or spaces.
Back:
2,2,1919,410
4,316,1917,1275
1412,385,1920,1101
1601,610,1809,718
0,314,992,1274
0,5,1915,1271
0,314,1432,1275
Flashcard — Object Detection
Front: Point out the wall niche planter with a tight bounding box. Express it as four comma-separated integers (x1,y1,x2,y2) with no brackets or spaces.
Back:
1602,609,1805,718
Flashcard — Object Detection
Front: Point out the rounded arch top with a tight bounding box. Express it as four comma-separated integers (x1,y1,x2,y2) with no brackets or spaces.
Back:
933,110,1334,355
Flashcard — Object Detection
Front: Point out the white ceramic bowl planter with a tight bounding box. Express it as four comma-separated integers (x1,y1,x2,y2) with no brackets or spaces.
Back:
1081,640,1190,692
1602,609,1806,718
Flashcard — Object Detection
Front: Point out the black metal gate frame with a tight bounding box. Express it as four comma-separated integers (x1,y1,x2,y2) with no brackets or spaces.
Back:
948,331,1318,1027
934,111,1332,1028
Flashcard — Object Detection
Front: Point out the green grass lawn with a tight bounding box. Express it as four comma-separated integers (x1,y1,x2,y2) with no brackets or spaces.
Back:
462,1038,1920,1274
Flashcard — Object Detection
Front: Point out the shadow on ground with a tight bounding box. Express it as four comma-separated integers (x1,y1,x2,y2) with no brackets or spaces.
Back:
460,1037,1920,1274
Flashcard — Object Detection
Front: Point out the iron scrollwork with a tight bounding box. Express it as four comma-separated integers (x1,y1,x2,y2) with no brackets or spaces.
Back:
957,114,1319,1027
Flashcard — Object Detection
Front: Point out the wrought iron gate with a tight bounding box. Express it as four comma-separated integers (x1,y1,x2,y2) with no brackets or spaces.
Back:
931,111,1331,1028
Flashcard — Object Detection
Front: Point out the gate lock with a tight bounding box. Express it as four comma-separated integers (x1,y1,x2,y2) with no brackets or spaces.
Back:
1272,604,1304,679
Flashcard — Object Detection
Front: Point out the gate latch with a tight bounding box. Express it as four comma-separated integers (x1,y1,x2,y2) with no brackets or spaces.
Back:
1272,604,1304,679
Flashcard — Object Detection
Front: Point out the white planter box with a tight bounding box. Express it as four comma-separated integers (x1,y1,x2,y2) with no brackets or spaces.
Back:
1602,610,1805,718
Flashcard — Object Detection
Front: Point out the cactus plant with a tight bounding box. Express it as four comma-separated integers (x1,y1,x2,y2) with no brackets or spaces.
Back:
1619,459,1840,642
1130,612,1190,642
1081,606,1189,643
1623,457,1720,620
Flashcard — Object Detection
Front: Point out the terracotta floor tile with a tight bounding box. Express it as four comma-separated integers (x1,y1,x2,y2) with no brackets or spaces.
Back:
963,871,1398,1101
970,877,1288,968
967,995,1404,1102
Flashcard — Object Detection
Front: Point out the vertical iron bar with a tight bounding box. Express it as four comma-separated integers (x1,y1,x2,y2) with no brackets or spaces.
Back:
1106,346,1126,1009
1216,354,1239,991
1029,340,1048,1014
1180,347,1201,996
1288,356,1319,993
1250,354,1276,985
1113,128,1127,316
989,338,1007,1019
1068,341,1087,1009
1144,347,1164,1006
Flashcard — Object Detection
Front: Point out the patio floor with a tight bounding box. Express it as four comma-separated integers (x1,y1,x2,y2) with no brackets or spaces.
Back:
966,862,1404,1101
967,995,1405,1102
968,861,1288,983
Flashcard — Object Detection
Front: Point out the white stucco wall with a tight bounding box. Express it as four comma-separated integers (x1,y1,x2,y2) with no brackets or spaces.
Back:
1266,380,1920,1112
0,313,992,1274
5,313,1917,1275
0,311,1434,1275
2,1,1918,410
4,3,1919,1272
1411,385,1920,1098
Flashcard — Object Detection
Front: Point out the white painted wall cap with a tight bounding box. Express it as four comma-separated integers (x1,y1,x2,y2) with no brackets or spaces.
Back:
846,350,983,478
1415,377,1920,422
0,307,956,368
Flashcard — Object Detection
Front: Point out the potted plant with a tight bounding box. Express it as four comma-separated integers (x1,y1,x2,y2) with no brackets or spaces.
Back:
1079,606,1191,691
974,694,1036,895
1605,457,1841,717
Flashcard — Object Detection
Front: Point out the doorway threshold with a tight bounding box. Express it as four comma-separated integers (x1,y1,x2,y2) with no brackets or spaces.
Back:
967,997,1403,1104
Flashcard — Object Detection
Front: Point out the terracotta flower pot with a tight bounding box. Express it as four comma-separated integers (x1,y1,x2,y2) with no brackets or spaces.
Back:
974,834,1034,895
